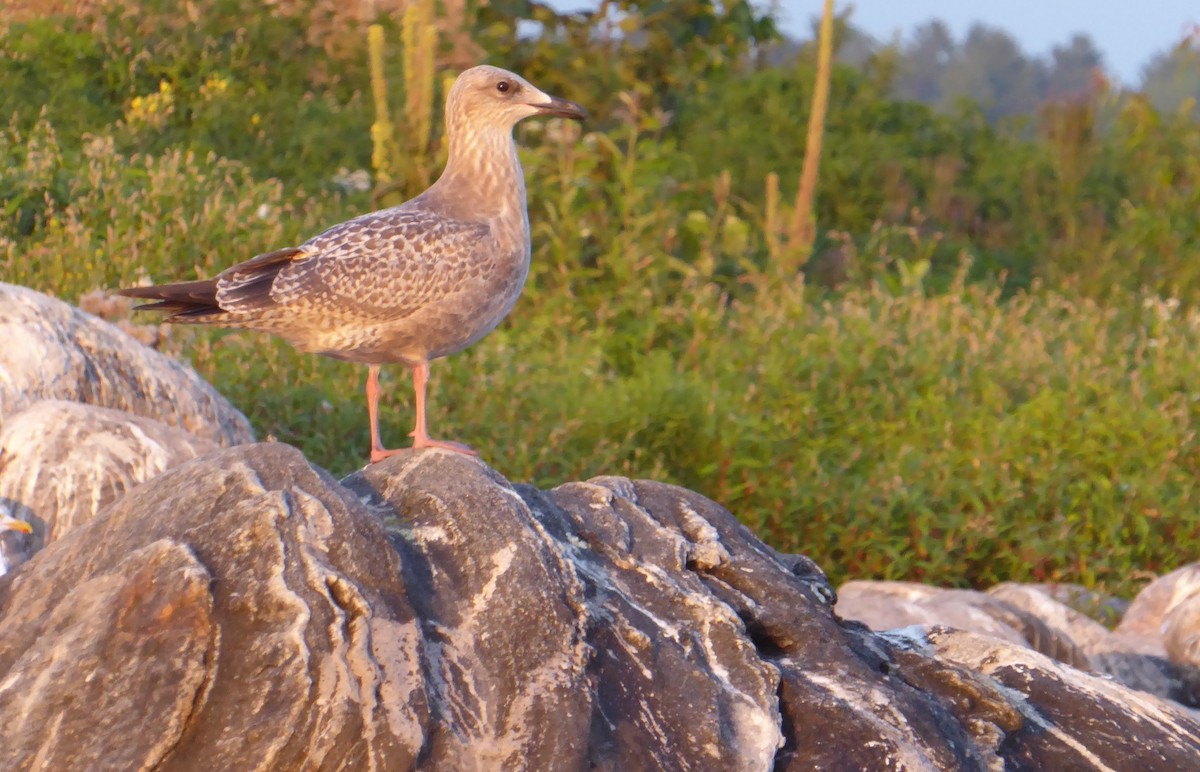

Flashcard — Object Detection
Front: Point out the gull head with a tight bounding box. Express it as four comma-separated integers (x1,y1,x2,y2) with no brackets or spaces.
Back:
446,65,587,134
0,514,32,535
0,512,33,577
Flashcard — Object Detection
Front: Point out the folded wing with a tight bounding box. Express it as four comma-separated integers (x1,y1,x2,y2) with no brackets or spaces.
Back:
121,208,494,324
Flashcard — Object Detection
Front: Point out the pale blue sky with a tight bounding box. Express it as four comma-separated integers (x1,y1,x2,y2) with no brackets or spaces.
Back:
779,1,1198,85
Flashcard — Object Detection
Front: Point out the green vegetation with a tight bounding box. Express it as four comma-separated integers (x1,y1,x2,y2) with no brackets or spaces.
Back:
3,1,1200,597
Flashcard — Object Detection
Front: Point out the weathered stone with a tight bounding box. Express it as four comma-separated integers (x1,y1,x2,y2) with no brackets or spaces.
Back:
1166,597,1200,665
3,444,1200,769
836,580,1092,671
0,443,426,771
1164,594,1200,705
838,579,1196,708
989,583,1119,649
924,627,1200,768
0,282,253,446
0,540,214,770
343,454,596,770
988,582,1189,705
1119,564,1200,638
838,581,1030,644
1023,582,1130,627
0,400,217,573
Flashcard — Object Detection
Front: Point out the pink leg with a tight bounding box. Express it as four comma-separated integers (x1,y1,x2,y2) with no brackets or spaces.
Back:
409,361,477,455
367,365,405,464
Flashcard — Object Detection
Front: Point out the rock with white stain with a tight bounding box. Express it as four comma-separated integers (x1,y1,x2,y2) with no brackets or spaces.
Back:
987,582,1190,705
0,282,253,446
0,400,217,574
0,443,426,770
836,580,1093,670
2,444,1200,769
909,627,1200,768
839,578,1197,709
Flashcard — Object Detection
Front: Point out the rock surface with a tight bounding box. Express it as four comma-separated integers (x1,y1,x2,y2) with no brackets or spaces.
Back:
1119,564,1200,639
0,400,217,571
0,282,253,445
839,576,1200,712
3,443,1200,770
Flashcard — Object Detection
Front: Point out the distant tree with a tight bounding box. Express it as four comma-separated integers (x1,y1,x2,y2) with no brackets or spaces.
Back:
761,11,884,76
827,11,878,70
1045,34,1104,101
939,23,1045,121
1140,34,1200,115
893,20,955,104
474,0,778,120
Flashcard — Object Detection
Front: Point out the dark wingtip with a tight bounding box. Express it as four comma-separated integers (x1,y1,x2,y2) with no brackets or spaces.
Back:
114,279,223,321
115,286,159,299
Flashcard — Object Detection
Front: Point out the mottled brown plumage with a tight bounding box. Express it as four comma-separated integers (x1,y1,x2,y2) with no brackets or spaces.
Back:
120,66,585,462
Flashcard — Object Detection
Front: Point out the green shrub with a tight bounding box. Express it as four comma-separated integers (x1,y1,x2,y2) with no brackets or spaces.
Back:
6,3,1200,600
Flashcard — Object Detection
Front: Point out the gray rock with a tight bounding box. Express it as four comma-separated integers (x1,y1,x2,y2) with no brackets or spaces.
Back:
2,444,1199,769
989,582,1113,650
0,400,217,573
837,580,1092,670
1119,564,1200,638
1166,597,1200,666
1164,595,1200,705
838,580,1030,644
0,443,424,771
839,579,1195,708
0,540,214,769
1022,582,1130,627
989,582,1188,705
0,282,253,446
923,627,1200,768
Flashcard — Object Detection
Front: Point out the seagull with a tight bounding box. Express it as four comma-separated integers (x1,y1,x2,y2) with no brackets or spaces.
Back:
119,66,585,463
0,512,33,577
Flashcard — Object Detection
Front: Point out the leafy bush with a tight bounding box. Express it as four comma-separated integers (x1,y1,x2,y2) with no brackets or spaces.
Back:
5,2,1200,598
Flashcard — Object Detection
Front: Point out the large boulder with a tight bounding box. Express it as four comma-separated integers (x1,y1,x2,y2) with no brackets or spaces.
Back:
838,577,1197,709
1117,566,1200,706
0,282,253,446
0,399,218,573
2,443,1199,770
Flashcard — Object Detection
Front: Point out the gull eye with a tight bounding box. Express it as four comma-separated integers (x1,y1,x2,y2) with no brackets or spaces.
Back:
496,80,511,94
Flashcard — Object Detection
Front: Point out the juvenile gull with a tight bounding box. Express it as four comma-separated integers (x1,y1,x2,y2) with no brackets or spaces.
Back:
120,66,585,462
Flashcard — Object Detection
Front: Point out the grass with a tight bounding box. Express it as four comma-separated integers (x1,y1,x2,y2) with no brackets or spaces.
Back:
4,6,1200,599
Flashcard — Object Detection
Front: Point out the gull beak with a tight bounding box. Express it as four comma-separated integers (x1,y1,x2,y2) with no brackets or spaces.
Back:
0,517,32,534
532,95,587,121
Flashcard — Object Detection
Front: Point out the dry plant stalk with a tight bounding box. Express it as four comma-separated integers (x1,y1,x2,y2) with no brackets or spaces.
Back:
368,1,440,207
402,0,437,177
368,24,398,192
764,171,782,262
787,0,835,266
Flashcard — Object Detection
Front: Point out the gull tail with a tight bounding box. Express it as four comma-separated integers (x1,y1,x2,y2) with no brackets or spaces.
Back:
117,247,306,322
117,278,224,322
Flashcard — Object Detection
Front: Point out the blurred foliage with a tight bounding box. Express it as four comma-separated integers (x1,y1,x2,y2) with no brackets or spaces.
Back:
474,0,777,120
3,1,1200,597
1140,35,1200,117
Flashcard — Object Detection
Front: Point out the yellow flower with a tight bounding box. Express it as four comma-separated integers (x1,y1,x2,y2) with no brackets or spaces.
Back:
251,114,261,127
200,74,230,100
125,82,175,127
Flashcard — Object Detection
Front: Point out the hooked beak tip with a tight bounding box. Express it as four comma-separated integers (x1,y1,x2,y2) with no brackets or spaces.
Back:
535,96,587,121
